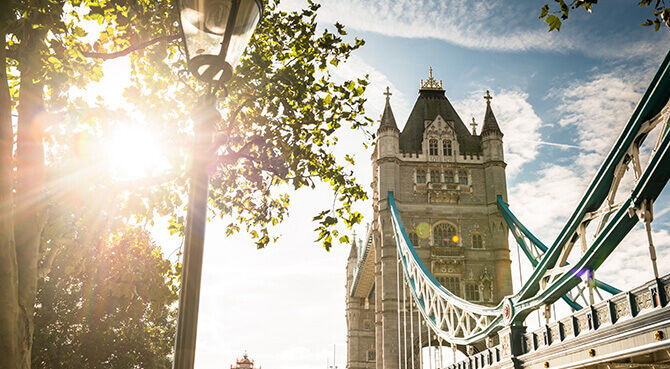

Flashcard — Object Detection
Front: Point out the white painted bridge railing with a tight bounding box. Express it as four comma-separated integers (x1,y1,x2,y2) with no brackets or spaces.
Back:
448,275,670,369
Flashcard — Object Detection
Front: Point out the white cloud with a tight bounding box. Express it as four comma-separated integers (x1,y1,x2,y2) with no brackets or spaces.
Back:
553,69,649,171
281,0,666,58
507,63,670,299
332,55,411,128
455,89,543,176
598,226,670,290
508,164,588,240
194,189,352,369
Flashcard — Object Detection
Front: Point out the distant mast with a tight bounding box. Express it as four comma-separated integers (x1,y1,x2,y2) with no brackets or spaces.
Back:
328,345,337,369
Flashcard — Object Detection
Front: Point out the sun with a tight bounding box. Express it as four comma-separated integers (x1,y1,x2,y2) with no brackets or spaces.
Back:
103,124,168,181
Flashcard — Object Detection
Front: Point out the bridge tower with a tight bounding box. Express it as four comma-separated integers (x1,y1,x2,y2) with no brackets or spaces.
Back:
346,69,513,369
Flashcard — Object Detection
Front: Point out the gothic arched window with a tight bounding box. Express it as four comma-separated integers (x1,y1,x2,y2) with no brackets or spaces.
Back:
433,223,457,247
437,276,461,296
416,169,426,184
430,169,440,183
458,170,468,185
465,283,480,301
408,232,419,247
429,139,439,156
444,170,454,183
443,140,452,156
472,234,483,249
481,279,492,302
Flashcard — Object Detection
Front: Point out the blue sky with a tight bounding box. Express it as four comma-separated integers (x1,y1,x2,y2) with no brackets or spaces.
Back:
167,1,670,369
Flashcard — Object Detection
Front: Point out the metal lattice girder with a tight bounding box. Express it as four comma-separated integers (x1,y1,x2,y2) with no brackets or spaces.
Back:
496,195,622,311
390,191,504,346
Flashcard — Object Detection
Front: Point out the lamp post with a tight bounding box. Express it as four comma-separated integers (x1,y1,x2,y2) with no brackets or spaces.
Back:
174,1,264,369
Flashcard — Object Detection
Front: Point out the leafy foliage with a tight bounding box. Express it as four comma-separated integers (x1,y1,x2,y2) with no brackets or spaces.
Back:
92,0,372,250
31,228,178,369
2,0,371,367
639,0,670,30
538,0,670,32
7,0,370,250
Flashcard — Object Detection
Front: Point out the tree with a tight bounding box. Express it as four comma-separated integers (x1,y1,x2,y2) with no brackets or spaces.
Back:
539,0,670,32
1,0,371,367
32,227,178,369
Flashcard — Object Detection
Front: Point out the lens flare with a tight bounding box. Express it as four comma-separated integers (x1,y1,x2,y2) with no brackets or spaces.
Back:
416,222,431,238
103,125,167,181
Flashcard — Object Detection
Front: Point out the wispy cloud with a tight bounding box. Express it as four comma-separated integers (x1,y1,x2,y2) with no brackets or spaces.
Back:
282,0,667,58
332,55,411,126
508,63,670,292
553,67,651,171
455,89,544,176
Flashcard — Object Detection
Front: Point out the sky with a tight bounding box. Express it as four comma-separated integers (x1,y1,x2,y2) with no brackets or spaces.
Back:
91,1,670,368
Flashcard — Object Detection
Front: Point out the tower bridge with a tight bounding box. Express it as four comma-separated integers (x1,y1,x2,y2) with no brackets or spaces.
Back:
345,50,670,369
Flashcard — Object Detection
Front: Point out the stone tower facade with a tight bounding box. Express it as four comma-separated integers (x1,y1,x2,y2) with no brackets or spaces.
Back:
346,70,513,369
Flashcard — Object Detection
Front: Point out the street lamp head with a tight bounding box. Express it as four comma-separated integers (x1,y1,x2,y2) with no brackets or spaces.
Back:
178,0,264,84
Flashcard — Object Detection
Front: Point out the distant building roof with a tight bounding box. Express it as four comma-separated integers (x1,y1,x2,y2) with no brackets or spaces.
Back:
231,353,259,369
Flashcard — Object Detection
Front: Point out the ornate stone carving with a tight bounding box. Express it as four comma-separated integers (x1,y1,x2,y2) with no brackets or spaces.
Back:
614,300,630,319
428,189,459,203
420,66,443,90
577,315,588,333
562,319,573,337
549,325,560,343
501,334,510,356
635,290,652,311
596,306,609,324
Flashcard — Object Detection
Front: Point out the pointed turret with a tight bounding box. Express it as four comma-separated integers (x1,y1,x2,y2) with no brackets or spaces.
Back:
348,233,358,260
480,89,507,204
378,86,398,132
374,86,400,204
376,86,400,161
481,90,503,136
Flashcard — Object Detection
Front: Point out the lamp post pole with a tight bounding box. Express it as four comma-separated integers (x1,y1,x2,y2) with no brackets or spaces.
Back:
173,1,264,368
173,95,219,369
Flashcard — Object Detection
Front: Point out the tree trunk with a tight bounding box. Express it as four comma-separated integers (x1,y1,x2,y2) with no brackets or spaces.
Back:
14,33,47,369
0,33,21,369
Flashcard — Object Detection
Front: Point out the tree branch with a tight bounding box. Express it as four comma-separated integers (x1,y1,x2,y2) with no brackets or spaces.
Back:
38,245,63,279
81,34,181,60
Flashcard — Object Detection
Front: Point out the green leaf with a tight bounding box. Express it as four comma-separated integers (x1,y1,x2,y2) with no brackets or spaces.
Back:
539,4,550,18
545,14,562,31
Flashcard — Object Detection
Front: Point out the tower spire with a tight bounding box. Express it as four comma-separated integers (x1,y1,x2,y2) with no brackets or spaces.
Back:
470,117,477,135
378,86,398,131
481,90,502,135
484,90,493,104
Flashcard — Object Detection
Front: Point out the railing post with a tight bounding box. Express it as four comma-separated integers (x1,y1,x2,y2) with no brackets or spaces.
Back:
498,324,526,368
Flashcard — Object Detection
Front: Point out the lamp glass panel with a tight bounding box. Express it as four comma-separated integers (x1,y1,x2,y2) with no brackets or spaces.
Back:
180,0,233,59
224,0,260,68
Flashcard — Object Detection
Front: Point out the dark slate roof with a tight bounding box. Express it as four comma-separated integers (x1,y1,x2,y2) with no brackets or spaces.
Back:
481,100,503,135
379,97,398,131
399,88,481,154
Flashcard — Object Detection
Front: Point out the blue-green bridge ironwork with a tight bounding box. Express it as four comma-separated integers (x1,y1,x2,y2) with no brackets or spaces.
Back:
381,49,670,368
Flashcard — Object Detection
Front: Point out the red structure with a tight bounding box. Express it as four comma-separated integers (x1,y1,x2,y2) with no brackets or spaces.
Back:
231,353,260,369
